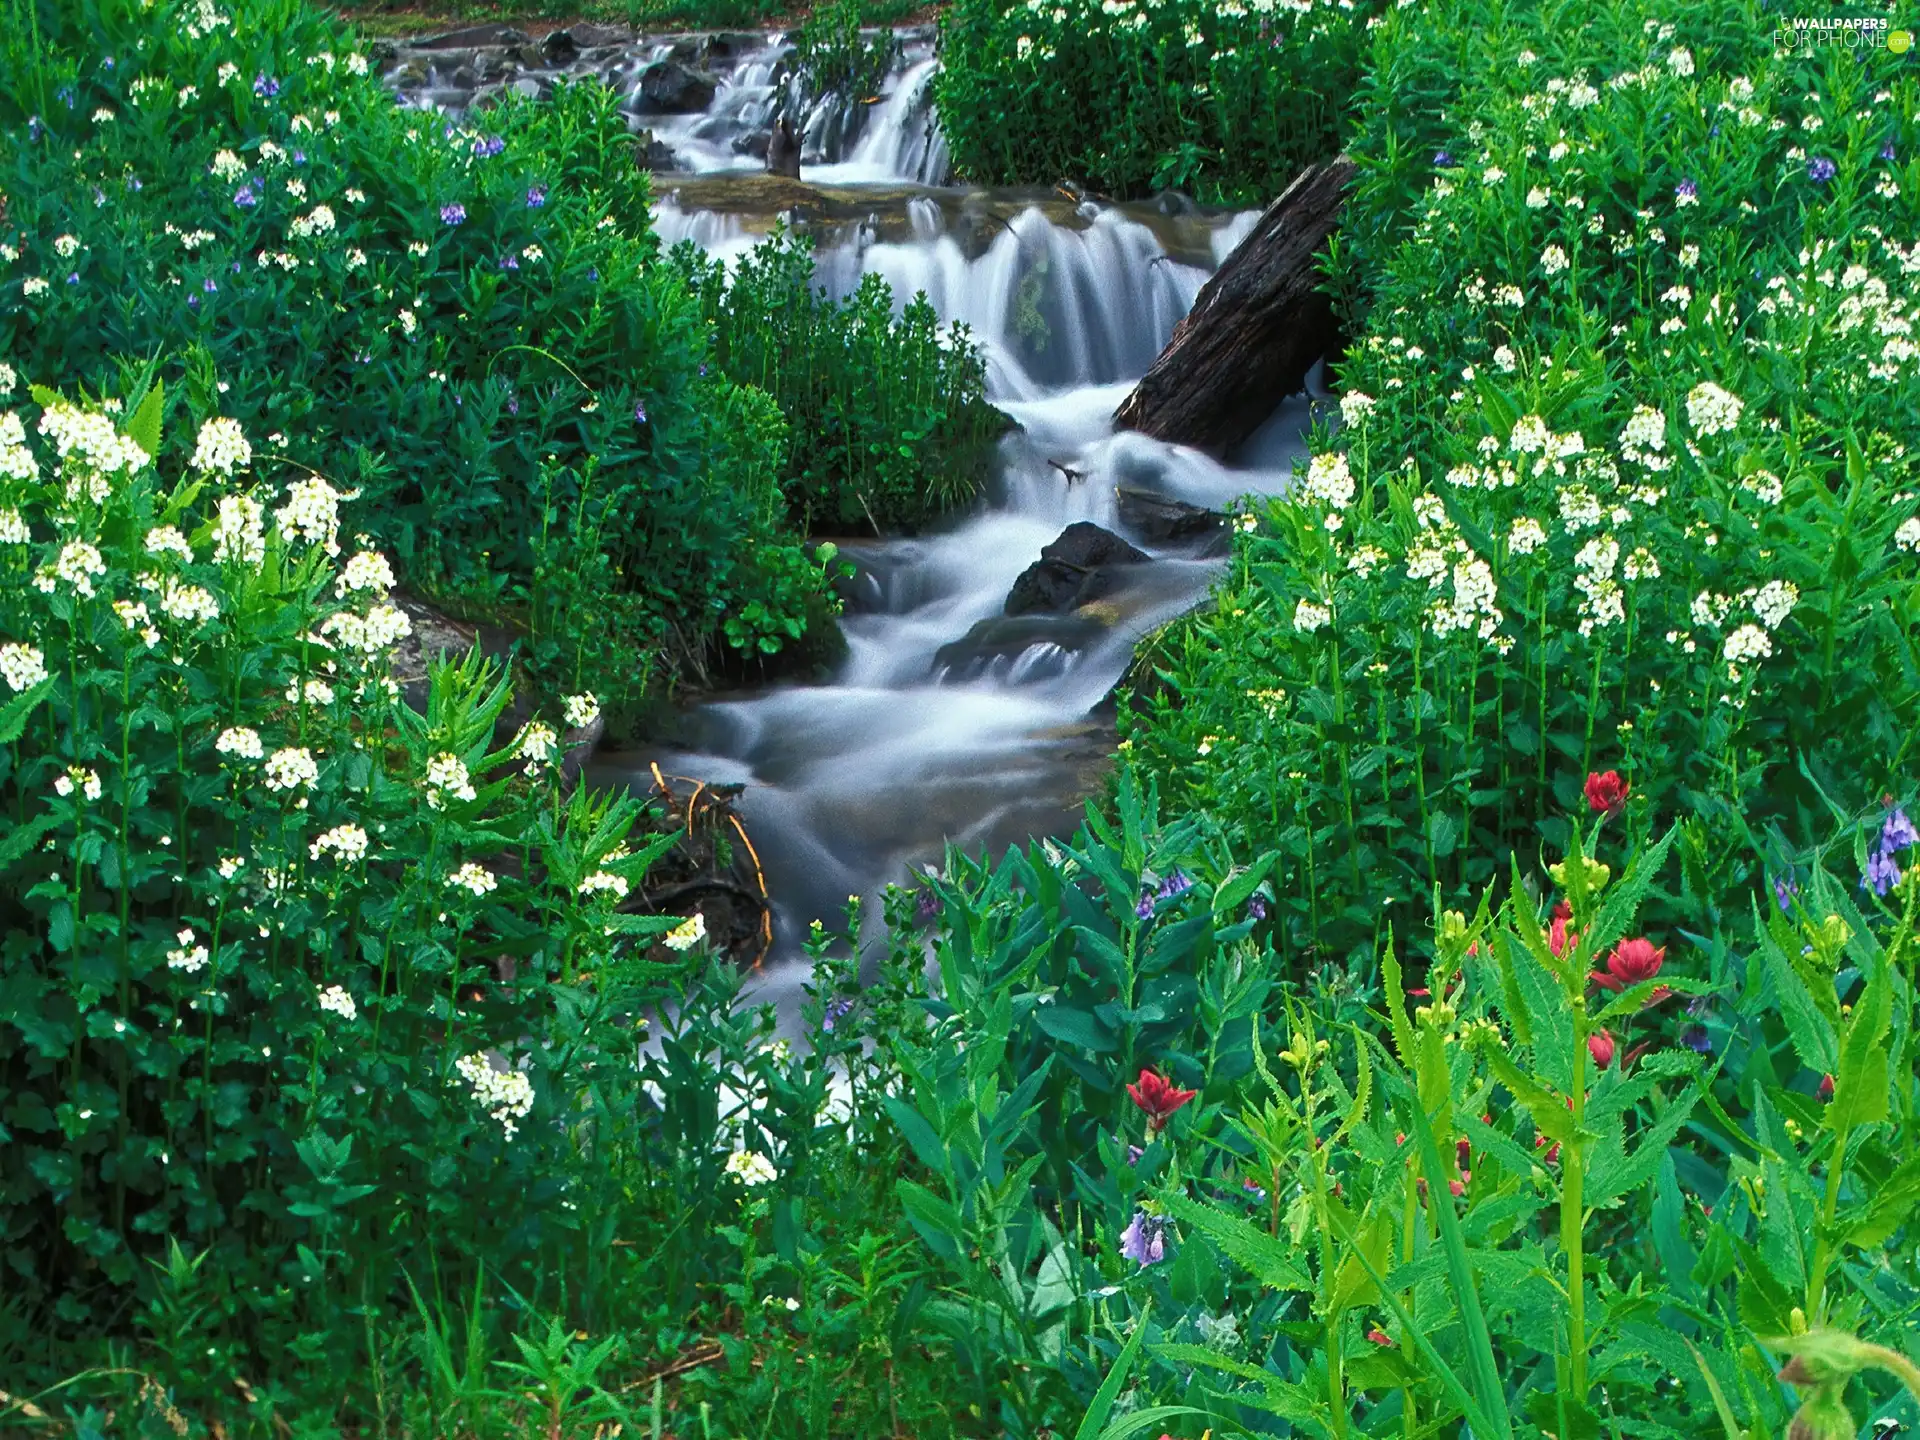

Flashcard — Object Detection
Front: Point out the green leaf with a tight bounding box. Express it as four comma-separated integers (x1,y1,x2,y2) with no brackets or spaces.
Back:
0,678,54,745
1211,850,1278,923
1034,1001,1120,1054
1158,1191,1312,1292
1074,1302,1150,1440
1829,960,1892,1134
1481,1047,1573,1144
127,377,165,461
895,1180,964,1261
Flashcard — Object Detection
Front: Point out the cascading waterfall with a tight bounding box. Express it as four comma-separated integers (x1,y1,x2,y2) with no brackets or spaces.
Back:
594,38,1315,1033
383,28,1314,1031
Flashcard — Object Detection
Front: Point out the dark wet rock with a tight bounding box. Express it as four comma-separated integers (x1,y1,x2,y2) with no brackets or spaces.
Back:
390,60,428,88
633,59,718,114
637,131,680,171
414,23,531,49
767,113,801,178
732,130,773,161
1150,190,1199,217
1115,485,1227,547
451,64,478,88
1004,522,1150,616
544,23,635,63
933,613,1107,683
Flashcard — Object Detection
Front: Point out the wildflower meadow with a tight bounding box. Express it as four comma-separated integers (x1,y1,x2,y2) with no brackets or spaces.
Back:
3,0,1920,1436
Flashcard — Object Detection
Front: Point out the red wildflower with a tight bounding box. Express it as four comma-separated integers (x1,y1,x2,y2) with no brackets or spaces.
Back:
1127,1067,1197,1134
1817,1073,1835,1102
1585,769,1629,815
1367,1328,1394,1346
1549,900,1577,959
1592,937,1665,992
1588,1029,1617,1068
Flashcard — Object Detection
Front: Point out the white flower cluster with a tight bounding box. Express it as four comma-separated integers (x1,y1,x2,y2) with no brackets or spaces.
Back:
1897,516,1920,553
157,579,220,626
1616,405,1671,471
663,913,707,951
216,726,264,760
561,693,600,729
1751,579,1798,630
275,477,342,555
317,603,411,654
455,1052,535,1140
1572,535,1624,636
425,753,476,809
38,402,148,476
145,526,194,562
191,418,251,476
446,862,498,896
0,642,47,692
1723,623,1772,672
287,678,334,706
1302,452,1356,511
0,507,26,543
210,150,247,181
317,984,358,1021
0,412,38,483
167,927,210,974
725,1149,778,1186
54,766,102,801
1507,516,1548,555
212,495,266,566
264,746,318,792
335,550,395,598
515,720,558,764
310,823,369,864
1292,598,1331,634
1740,469,1784,506
31,540,104,600
1685,382,1744,436
290,206,337,240
1338,392,1375,427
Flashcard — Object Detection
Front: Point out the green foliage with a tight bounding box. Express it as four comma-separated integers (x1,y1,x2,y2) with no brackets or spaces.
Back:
794,0,901,112
670,228,1005,533
0,0,834,698
886,773,1920,1438
0,389,691,1367
933,0,1386,203
1123,0,1920,966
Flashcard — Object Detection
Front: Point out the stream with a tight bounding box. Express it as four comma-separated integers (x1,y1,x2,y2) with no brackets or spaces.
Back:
386,30,1318,1031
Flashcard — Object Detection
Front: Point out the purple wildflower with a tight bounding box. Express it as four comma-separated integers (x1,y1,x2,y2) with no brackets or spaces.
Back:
1883,142,1898,162
55,86,75,109
66,273,78,285
1881,807,1918,853
635,400,649,424
1681,1025,1713,1054
507,396,519,416
252,73,279,98
1118,1210,1166,1268
1136,894,1156,920
1125,1144,1143,1166
1246,893,1267,921
526,185,547,208
498,253,519,270
1675,179,1698,203
1773,874,1799,914
822,997,855,1032
203,278,218,292
91,187,105,206
697,362,705,375
233,183,259,208
440,202,467,226
472,134,505,158
1808,156,1837,184
1433,150,1454,167
1862,849,1902,897
292,149,306,165
124,175,141,192
1242,1175,1267,1201
27,116,41,140
589,267,600,282
187,294,199,308
914,886,938,926
1157,870,1193,901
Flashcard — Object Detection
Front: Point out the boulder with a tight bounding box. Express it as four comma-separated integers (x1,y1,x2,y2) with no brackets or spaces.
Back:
638,131,680,171
1115,485,1227,547
1004,522,1150,616
413,23,531,49
633,59,719,114
932,614,1107,684
1113,157,1354,456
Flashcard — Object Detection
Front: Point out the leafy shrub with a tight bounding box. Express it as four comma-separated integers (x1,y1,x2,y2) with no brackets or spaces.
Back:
669,229,1005,534
0,0,834,708
0,386,705,1375
1122,1,1920,965
933,0,1384,202
794,0,901,113
889,773,1920,1437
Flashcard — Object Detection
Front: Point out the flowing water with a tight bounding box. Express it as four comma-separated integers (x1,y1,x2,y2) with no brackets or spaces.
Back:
389,33,1316,1032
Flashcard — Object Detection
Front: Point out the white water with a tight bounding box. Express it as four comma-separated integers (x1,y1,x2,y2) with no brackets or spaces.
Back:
566,34,1319,1033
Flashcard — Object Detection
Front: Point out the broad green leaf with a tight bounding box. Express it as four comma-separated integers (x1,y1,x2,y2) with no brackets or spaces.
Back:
1829,960,1892,1134
127,377,165,460
1073,1301,1150,1440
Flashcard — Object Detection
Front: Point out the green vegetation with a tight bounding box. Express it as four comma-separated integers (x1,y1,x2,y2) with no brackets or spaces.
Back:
934,0,1379,200
671,229,1004,533
7,0,1920,1435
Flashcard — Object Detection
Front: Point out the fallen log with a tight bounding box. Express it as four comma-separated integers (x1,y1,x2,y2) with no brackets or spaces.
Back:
1112,156,1355,456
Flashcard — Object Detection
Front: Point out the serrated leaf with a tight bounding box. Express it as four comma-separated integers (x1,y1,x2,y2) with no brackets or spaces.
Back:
0,678,54,745
1159,1190,1312,1292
